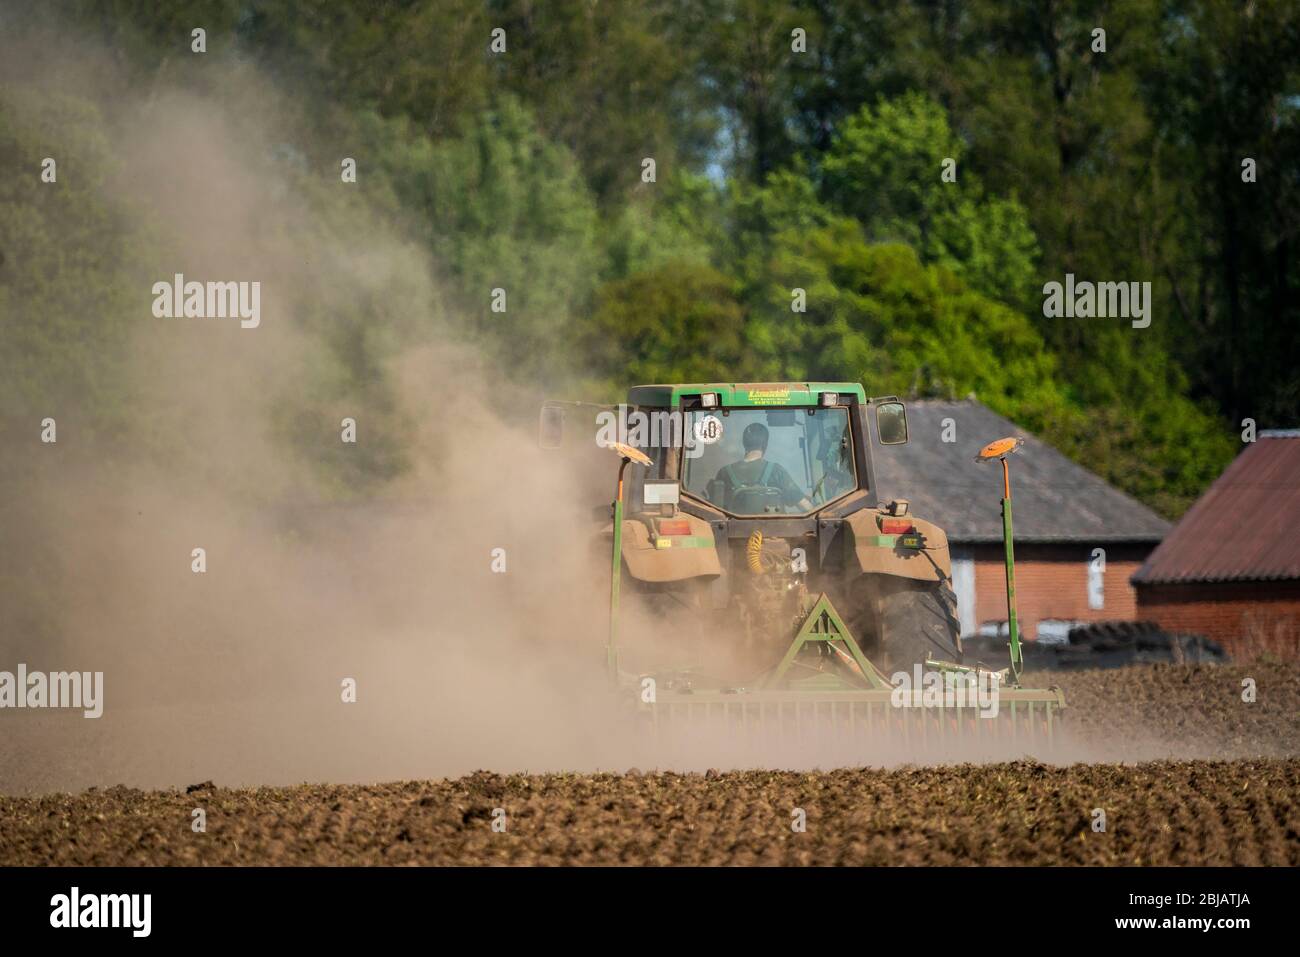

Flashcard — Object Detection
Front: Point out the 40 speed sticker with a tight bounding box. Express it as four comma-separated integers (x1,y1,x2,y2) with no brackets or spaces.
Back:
693,414,724,445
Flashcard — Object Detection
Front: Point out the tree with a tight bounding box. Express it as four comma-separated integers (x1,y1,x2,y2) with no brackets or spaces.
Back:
0,89,141,445
364,99,602,383
821,93,1040,310
583,262,747,391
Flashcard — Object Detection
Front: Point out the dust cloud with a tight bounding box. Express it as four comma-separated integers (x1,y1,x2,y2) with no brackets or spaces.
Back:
0,22,625,794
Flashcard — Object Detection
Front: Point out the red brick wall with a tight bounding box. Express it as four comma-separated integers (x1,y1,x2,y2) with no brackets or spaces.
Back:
967,543,1150,640
1137,580,1300,659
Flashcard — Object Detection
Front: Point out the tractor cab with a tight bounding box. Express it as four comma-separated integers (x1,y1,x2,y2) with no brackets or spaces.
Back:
687,405,854,515
618,383,908,521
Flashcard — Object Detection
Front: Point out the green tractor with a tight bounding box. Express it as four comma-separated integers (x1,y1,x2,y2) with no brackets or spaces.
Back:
542,383,1063,752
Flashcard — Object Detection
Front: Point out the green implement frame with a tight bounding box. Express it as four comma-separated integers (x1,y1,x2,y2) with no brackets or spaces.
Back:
607,455,634,680
1000,455,1024,683
762,593,892,690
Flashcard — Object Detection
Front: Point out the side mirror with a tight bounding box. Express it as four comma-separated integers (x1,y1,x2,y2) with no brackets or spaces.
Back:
539,405,565,449
875,401,908,445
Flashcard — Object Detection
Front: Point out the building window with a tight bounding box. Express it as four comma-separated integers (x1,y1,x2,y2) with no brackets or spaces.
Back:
951,547,976,636
1087,551,1105,610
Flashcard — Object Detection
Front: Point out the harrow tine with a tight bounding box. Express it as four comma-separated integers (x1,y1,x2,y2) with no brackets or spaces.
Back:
632,679,1065,765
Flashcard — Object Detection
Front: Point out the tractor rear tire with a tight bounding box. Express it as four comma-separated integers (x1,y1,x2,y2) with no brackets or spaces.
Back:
878,583,962,672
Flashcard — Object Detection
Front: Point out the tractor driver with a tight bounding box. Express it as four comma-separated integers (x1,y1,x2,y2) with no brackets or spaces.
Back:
715,422,814,513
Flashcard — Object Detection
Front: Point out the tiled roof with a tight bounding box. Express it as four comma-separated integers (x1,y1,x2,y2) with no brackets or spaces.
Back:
1132,432,1300,584
871,400,1171,544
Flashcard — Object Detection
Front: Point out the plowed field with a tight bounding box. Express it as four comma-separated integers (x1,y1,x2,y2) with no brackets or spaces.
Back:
3,663,1297,865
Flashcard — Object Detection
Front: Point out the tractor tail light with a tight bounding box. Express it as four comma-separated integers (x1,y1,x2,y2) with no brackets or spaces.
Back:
658,519,692,537
880,518,915,535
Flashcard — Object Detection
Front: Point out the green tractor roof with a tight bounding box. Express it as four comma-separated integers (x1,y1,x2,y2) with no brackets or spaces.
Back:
627,382,867,408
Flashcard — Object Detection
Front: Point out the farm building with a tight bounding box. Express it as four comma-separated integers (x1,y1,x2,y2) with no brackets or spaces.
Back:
1132,430,1300,659
873,400,1170,641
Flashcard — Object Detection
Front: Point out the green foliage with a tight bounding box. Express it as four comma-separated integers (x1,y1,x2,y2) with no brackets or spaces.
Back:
8,0,1289,517
0,88,143,443
821,94,1040,310
679,0,807,179
602,175,720,279
484,0,716,200
361,99,601,383
583,262,746,393
756,222,1076,430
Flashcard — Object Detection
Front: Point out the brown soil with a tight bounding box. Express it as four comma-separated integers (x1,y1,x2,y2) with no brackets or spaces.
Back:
1,760,1296,865
1043,660,1300,760
2,663,1297,865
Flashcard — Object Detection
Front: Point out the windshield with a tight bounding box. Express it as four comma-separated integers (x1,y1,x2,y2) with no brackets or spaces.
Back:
683,408,856,515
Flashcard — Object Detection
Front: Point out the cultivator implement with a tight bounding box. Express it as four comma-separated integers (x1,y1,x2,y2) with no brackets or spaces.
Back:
637,687,1066,751
622,590,1066,763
